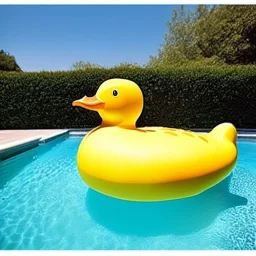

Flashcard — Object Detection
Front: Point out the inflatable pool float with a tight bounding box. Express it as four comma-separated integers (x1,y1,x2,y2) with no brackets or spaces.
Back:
72,78,237,201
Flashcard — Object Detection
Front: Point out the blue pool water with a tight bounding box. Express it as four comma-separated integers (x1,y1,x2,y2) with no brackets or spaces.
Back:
0,136,256,250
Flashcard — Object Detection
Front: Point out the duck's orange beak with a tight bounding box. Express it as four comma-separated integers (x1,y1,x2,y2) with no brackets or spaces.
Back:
72,95,105,111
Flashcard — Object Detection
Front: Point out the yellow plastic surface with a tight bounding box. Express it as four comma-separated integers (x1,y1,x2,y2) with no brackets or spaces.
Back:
72,78,238,201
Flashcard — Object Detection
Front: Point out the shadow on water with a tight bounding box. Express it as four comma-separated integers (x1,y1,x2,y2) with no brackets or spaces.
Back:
85,174,248,237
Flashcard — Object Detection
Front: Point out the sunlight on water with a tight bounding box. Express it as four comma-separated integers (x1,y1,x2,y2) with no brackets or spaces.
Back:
0,137,255,250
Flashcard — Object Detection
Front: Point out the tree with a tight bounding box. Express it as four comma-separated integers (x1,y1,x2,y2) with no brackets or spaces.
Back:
113,62,142,68
71,60,103,70
147,5,256,67
195,5,256,64
0,50,22,72
147,5,203,67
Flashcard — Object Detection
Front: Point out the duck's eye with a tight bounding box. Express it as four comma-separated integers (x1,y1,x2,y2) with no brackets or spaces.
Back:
112,90,118,97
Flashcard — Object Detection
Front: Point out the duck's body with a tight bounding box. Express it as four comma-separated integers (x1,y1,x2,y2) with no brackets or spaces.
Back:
73,79,237,201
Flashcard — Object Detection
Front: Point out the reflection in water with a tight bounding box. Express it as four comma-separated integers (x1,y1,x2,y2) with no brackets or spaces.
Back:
85,174,247,237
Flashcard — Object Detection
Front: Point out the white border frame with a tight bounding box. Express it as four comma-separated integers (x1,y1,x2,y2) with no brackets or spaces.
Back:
1,1,256,5
1,1,256,254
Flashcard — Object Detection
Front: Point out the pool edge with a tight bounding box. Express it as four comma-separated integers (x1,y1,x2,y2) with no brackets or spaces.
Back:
0,130,69,161
1,128,255,161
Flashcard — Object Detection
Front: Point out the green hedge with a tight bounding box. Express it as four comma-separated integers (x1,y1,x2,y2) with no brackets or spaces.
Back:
1,66,256,129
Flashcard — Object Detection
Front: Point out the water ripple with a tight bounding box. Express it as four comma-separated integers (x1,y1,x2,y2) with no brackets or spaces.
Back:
0,138,255,249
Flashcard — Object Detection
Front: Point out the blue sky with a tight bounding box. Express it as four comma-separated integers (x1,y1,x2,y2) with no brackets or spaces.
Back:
1,5,197,71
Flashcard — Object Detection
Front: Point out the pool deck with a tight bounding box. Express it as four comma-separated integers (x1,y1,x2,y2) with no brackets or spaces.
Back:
0,130,69,160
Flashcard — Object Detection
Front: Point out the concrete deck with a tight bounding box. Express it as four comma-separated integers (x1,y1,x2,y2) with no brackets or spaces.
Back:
0,130,69,145
0,130,69,160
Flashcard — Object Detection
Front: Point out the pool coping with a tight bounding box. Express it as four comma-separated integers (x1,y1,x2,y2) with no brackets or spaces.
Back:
69,128,256,138
0,136,42,161
0,130,69,161
1,128,255,161
39,129,69,143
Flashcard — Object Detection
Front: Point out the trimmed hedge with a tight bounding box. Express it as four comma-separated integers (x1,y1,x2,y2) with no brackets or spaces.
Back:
0,66,256,129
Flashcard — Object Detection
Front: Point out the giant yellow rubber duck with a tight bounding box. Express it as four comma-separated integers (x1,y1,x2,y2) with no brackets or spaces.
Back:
72,78,237,202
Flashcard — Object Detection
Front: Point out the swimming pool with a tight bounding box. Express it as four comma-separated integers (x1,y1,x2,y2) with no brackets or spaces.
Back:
0,136,255,250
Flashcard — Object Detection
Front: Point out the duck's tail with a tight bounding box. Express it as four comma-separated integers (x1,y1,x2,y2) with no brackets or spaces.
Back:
210,123,237,145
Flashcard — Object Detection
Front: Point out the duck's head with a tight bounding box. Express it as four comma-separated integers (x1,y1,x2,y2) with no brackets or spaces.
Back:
72,78,143,128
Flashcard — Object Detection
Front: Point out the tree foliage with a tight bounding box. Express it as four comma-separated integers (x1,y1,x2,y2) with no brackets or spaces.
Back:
113,62,142,68
0,50,22,72
195,5,256,64
148,5,256,67
148,6,202,67
72,60,142,70
71,60,103,70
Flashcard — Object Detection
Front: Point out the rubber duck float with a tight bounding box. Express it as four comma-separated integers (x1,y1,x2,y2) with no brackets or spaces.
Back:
72,78,237,202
